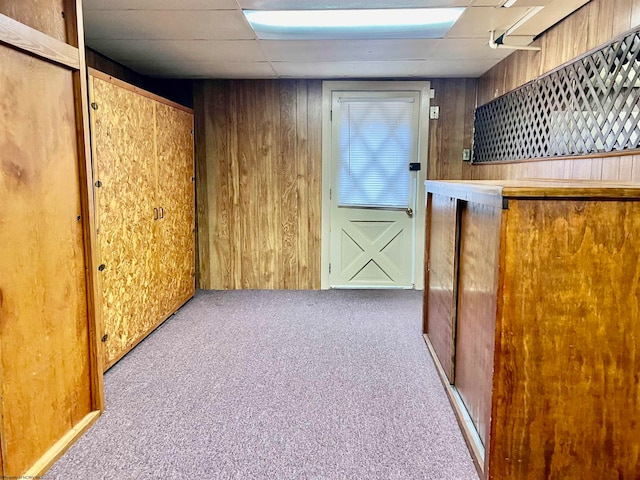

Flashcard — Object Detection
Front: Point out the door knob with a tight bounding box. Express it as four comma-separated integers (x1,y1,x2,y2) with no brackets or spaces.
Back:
406,207,413,217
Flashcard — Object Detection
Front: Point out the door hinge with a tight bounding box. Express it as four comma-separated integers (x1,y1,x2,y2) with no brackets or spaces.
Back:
329,188,332,200
329,263,331,274
91,102,99,110
330,110,333,121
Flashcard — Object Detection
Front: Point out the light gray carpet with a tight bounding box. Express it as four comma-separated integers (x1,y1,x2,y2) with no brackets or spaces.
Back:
46,289,478,480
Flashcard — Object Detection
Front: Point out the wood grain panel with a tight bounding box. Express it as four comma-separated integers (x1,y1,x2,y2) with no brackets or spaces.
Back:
0,44,92,476
455,201,501,450
428,78,477,181
306,80,323,289
490,198,640,479
155,103,195,317
425,193,459,381
193,82,211,289
91,76,157,368
195,79,323,289
0,0,66,43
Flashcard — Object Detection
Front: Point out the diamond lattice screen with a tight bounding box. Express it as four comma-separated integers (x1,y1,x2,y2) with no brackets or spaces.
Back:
473,27,640,163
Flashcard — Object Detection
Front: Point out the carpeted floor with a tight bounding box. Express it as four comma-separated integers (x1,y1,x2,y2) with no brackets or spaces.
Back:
46,289,478,480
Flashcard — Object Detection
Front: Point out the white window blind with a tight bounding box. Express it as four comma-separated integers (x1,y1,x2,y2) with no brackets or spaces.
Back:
337,97,416,208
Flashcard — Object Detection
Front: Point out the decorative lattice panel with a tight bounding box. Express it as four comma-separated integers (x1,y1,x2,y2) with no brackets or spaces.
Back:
473,27,640,163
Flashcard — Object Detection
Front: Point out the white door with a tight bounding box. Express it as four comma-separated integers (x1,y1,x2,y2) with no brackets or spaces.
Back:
329,91,421,288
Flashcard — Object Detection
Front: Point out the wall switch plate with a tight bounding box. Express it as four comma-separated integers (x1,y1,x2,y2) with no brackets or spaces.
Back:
462,148,471,161
429,106,440,119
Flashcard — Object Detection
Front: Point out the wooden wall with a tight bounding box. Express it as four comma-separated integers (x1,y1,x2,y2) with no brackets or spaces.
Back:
194,80,322,289
428,78,477,181
456,0,640,182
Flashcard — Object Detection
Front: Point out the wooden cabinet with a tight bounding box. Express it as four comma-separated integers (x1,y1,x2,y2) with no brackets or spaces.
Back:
89,71,195,370
423,180,640,480
0,5,103,478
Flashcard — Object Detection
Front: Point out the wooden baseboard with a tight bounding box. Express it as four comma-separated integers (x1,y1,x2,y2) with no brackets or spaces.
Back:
422,334,486,479
23,410,101,478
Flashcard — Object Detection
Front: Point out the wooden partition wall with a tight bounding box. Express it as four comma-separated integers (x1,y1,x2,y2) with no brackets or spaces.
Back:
0,0,103,476
429,0,640,182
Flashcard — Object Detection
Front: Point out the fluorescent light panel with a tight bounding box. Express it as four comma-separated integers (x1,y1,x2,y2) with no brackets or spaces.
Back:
243,8,465,40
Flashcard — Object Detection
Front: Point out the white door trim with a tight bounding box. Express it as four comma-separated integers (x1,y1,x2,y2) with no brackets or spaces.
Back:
321,80,431,290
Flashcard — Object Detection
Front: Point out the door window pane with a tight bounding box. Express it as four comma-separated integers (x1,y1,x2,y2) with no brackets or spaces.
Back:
338,98,416,208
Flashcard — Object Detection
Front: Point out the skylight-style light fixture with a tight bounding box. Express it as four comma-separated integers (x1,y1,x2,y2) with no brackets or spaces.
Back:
243,8,465,40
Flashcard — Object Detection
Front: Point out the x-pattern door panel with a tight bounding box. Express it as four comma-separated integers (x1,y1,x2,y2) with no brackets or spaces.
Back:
338,218,411,285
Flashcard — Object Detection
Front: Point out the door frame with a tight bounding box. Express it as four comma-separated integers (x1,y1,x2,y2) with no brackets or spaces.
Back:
321,80,432,290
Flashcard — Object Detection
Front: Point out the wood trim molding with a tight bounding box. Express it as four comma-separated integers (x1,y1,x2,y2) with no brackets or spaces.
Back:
23,411,101,478
0,13,79,69
89,68,194,113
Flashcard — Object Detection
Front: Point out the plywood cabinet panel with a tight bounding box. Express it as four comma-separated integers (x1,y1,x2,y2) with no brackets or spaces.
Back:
91,76,158,365
156,103,196,315
424,180,640,479
90,73,195,369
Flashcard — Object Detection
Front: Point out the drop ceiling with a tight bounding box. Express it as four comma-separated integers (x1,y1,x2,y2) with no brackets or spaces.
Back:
83,0,590,79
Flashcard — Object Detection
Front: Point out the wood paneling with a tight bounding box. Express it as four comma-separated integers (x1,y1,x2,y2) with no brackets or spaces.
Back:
491,198,640,479
459,0,640,183
455,201,501,450
0,44,92,476
428,78,477,181
0,0,66,43
195,79,322,290
425,193,459,382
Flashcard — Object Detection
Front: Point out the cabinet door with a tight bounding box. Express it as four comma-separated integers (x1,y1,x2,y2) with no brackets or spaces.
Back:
91,77,158,368
425,193,460,382
0,46,94,476
155,103,195,318
455,201,501,449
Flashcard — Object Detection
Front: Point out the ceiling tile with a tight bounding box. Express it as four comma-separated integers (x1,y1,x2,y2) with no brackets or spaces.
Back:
83,0,239,9
238,0,472,8
261,39,439,62
430,38,511,59
272,61,425,78
87,39,266,63
445,6,534,38
128,61,277,78
84,10,254,40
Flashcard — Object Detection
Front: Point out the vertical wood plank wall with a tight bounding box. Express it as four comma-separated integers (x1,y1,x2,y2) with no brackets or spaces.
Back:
195,80,322,290
453,0,640,182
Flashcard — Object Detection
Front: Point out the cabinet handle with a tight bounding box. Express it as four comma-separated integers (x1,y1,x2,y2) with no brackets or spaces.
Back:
153,207,158,220
160,207,165,219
